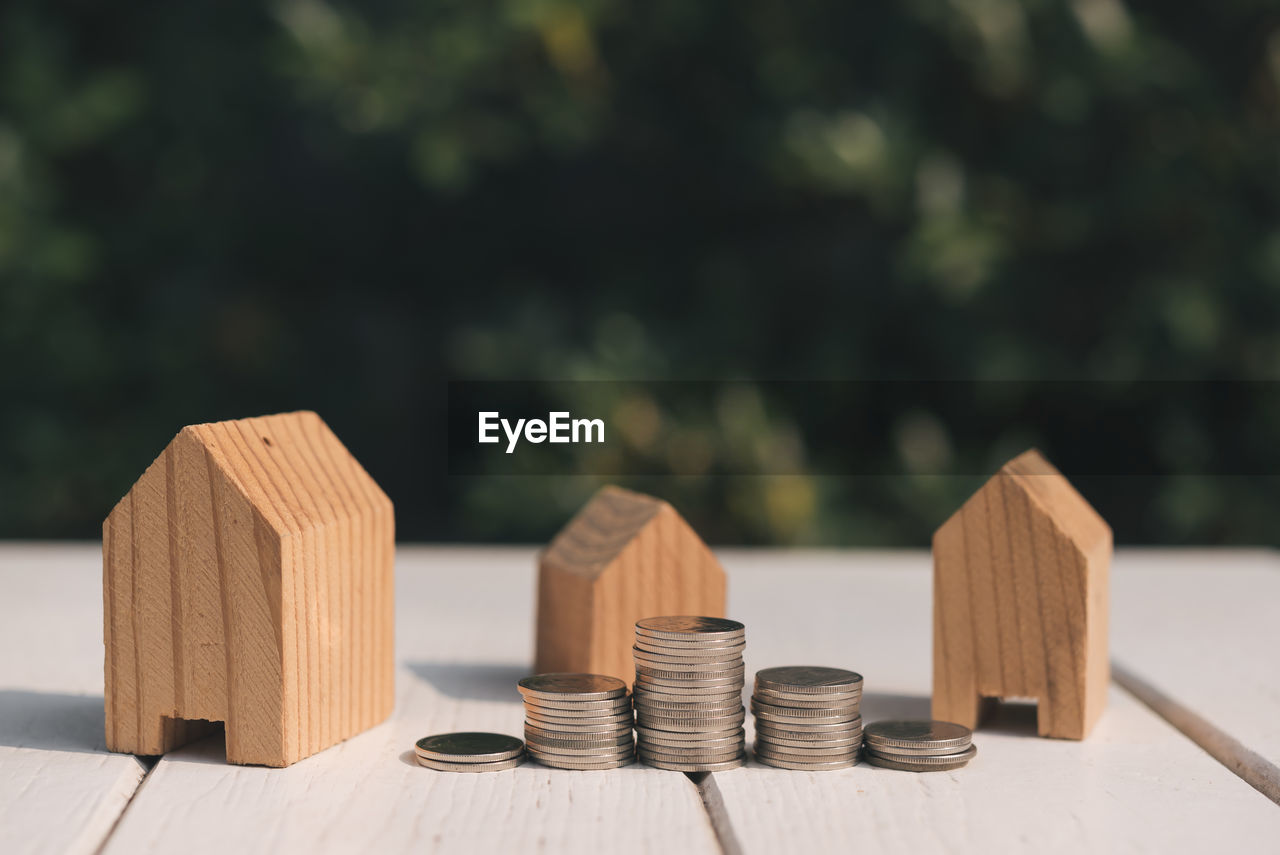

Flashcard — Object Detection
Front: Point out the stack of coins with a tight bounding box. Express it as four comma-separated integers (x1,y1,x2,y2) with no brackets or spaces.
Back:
750,666,863,770
517,673,636,769
863,720,976,771
633,616,747,771
414,732,525,772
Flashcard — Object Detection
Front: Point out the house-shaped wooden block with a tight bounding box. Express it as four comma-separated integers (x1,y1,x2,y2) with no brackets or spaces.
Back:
535,486,726,683
933,449,1111,739
103,411,395,766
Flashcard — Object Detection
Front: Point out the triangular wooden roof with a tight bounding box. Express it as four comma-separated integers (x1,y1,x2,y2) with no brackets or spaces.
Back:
541,486,686,579
942,448,1110,555
111,411,390,537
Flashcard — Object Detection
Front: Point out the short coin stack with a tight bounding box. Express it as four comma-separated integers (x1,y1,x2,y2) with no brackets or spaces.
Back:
862,720,976,771
633,616,747,771
517,673,636,769
750,666,864,770
414,732,525,772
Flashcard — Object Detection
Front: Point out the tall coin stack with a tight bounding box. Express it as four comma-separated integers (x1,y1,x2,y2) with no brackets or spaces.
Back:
517,673,636,769
750,666,863,770
632,616,747,771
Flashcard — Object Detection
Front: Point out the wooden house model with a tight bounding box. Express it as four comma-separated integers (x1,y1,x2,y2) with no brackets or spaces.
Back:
535,486,726,683
932,449,1112,739
103,411,395,766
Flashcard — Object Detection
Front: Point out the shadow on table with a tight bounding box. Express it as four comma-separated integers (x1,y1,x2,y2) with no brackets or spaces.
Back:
406,661,530,703
0,690,109,753
979,699,1040,736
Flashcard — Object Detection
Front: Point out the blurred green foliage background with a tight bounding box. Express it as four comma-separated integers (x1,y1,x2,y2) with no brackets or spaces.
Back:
3,0,1280,545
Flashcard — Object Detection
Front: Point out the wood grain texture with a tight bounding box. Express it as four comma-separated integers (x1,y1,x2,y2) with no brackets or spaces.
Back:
103,411,395,766
4,545,1280,854
101,547,721,855
932,449,1112,739
1110,550,1280,799
0,544,147,855
535,486,726,683
714,550,1280,855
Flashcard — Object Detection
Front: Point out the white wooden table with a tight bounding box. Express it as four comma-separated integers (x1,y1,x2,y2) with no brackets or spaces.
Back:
2,544,1278,854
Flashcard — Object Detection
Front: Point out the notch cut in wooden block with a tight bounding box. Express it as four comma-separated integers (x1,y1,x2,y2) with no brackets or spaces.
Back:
103,411,395,766
932,449,1111,739
535,486,726,683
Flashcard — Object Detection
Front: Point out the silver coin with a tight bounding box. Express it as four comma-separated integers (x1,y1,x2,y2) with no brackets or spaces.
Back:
863,742,981,757
637,730,744,750
752,708,860,726
639,747,745,765
417,755,524,772
754,741,861,760
634,695,742,709
634,689,742,705
755,730,863,747
635,692,743,708
637,708,744,723
638,737,744,753
636,663,745,680
753,754,858,771
518,673,628,700
635,616,745,640
523,701,632,718
754,666,863,694
633,635,745,648
864,744,976,771
638,722,745,736
753,718,862,735
635,680,742,695
635,664,745,678
636,724,744,742
634,708,741,723
522,727,632,742
525,740,635,757
640,753,747,772
634,638,746,655
524,722,633,740
755,733,863,749
637,747,744,762
529,753,637,770
639,711,745,731
525,708,633,726
751,731,862,749
634,665,747,680
644,744,746,757
527,740,635,755
521,695,633,711
635,711,742,726
528,744,635,760
634,698,743,715
634,655,745,672
751,699,860,718
524,722,633,738
413,732,525,763
633,646,745,664
637,732,742,746
635,674,745,690
524,727,634,747
633,662,745,678
524,710,633,728
636,635,746,650
752,688,861,707
633,655,745,671
863,720,972,750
